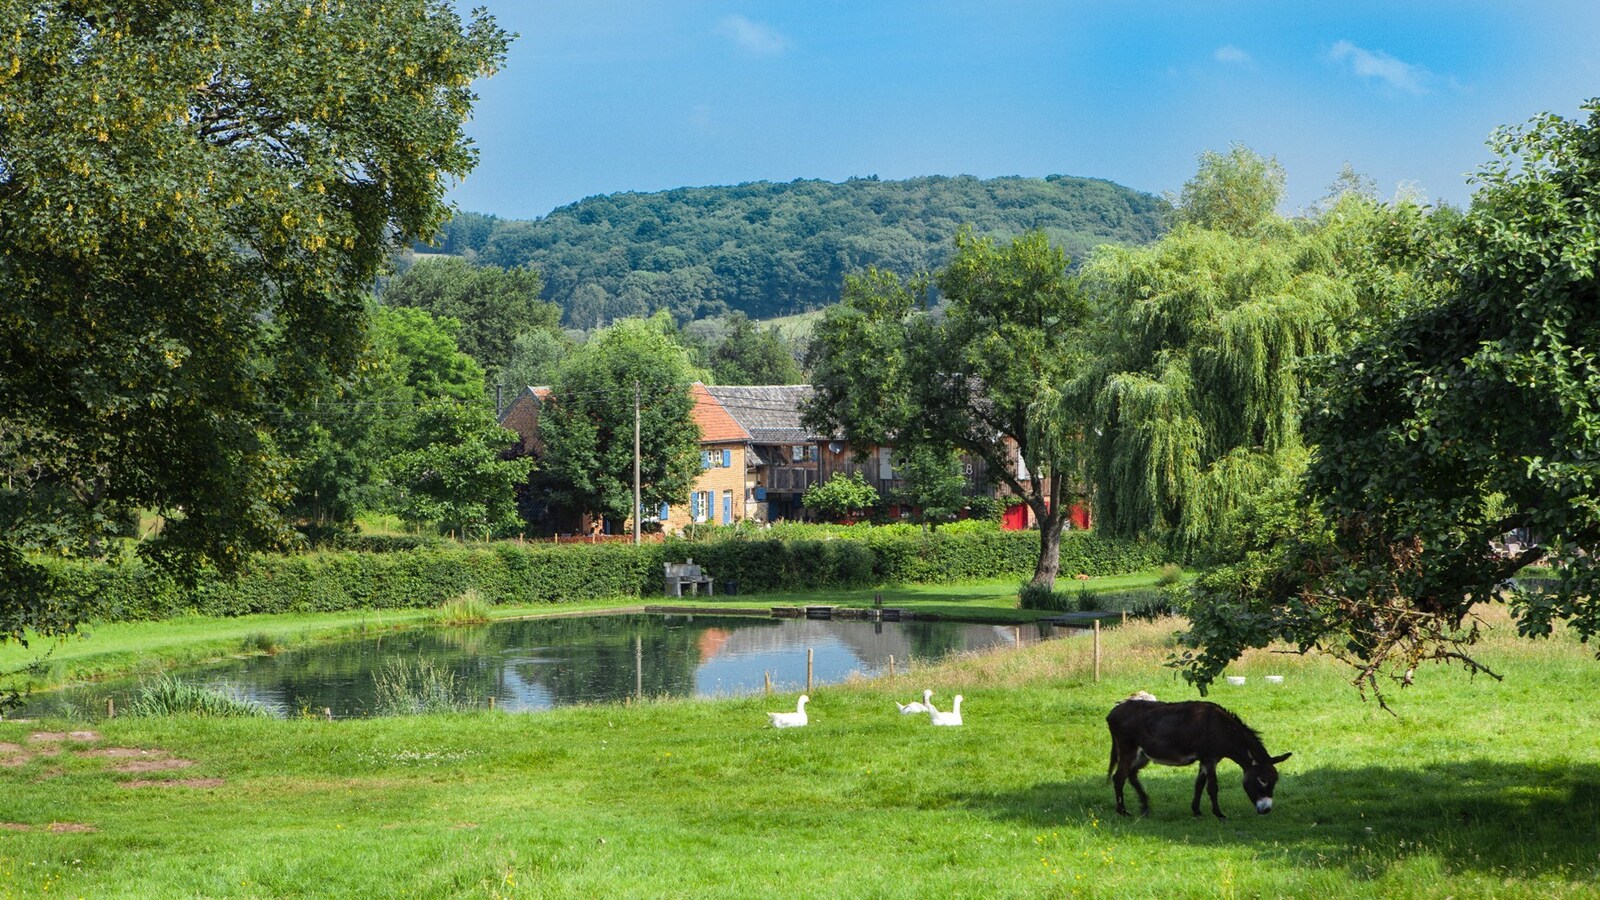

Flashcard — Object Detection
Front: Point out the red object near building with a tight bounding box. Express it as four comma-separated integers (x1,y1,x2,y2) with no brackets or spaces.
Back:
1069,502,1092,530
1001,504,1029,531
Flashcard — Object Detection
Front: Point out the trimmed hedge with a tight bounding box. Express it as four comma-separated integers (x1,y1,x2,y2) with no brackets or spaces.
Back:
41,528,1167,623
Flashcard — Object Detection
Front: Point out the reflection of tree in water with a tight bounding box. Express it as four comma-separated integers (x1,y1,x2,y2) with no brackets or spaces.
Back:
18,614,1012,718
502,614,769,705
901,622,972,665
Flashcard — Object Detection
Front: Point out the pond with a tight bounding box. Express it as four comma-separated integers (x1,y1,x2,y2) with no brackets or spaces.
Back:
18,612,1079,719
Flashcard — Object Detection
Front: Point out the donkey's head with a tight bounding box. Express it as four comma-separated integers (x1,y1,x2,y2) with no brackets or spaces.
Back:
1242,752,1292,813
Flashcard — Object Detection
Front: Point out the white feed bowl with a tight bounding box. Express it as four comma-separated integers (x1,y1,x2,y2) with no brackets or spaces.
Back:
1264,675,1284,684
1225,676,1246,686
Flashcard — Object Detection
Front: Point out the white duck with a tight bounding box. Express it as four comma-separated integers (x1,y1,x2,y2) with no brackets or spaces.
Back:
897,689,934,714
928,694,963,726
768,695,809,728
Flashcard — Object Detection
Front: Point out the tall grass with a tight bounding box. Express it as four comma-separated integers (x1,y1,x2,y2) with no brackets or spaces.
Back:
428,589,492,626
123,674,274,718
371,657,481,715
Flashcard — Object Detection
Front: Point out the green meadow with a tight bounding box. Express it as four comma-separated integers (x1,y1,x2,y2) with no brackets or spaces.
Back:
2,600,1597,898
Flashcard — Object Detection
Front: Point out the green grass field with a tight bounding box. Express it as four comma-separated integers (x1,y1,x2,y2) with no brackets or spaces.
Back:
2,603,1597,898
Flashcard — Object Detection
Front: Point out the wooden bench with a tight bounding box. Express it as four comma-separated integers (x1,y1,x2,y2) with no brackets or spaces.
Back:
664,559,715,598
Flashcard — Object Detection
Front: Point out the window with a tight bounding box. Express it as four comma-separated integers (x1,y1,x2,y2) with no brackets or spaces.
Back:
792,445,805,462
878,446,894,480
808,445,818,462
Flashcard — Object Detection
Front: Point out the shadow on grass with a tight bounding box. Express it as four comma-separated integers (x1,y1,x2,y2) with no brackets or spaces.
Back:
959,760,1600,882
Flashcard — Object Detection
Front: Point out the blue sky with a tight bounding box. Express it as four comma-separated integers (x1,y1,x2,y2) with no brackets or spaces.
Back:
447,2,1600,220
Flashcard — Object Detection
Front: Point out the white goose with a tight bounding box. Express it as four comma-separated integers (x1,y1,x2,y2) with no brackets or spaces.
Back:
928,694,963,726
768,695,809,728
897,689,934,715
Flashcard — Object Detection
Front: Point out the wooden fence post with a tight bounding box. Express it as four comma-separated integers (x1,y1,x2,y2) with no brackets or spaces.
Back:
806,648,814,693
1093,619,1101,683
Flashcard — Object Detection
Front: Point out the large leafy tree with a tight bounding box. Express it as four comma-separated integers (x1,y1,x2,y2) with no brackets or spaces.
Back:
384,399,532,540
382,256,559,380
536,316,705,528
807,231,1092,586
1181,102,1600,700
0,1,509,644
279,305,487,537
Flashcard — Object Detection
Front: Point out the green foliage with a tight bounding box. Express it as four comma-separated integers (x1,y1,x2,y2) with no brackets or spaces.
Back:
802,471,881,521
891,446,972,525
807,231,1094,586
1017,581,1071,612
0,1,510,641
429,589,492,626
444,175,1166,325
1170,145,1287,237
39,529,1165,626
372,657,480,715
535,316,705,527
381,256,560,379
708,312,804,385
240,631,283,655
1239,98,1600,700
383,399,533,540
125,674,274,719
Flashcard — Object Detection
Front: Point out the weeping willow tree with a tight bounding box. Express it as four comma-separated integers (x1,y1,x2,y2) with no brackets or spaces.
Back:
1083,147,1379,557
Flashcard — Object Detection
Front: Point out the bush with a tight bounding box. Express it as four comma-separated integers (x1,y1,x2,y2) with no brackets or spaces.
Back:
1018,581,1071,612
1076,588,1103,612
1156,563,1184,587
38,527,1170,625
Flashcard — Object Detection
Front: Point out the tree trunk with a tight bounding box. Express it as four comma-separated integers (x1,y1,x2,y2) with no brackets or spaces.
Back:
1032,508,1065,588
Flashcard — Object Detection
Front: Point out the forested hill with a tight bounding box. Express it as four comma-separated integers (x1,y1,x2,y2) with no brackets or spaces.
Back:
426,175,1167,327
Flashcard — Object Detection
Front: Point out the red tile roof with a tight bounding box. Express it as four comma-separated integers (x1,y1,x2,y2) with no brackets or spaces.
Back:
691,382,750,444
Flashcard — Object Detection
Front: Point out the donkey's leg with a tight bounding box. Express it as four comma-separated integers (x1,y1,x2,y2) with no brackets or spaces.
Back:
1127,753,1152,816
1191,765,1209,817
1204,761,1226,819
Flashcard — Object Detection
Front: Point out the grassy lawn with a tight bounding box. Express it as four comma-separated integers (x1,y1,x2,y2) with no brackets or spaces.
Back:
2,604,1597,897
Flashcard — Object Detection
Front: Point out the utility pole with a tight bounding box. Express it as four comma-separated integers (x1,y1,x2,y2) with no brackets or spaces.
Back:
633,378,642,545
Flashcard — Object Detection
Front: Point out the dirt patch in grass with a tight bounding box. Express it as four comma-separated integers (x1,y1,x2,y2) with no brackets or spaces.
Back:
27,731,100,743
120,777,224,789
112,758,195,773
0,741,24,753
0,823,31,832
46,822,98,833
79,747,170,760
0,754,31,768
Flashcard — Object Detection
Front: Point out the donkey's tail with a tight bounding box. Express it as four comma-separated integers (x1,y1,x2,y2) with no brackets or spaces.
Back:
1106,740,1117,781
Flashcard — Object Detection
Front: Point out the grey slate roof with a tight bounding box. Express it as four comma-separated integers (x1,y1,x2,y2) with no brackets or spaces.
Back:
703,385,823,445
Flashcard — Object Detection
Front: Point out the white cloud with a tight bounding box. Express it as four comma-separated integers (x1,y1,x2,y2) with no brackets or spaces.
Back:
1214,45,1252,65
717,15,788,57
1326,40,1432,94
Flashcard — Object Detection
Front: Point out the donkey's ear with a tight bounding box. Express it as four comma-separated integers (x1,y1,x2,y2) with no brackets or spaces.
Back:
1270,752,1292,764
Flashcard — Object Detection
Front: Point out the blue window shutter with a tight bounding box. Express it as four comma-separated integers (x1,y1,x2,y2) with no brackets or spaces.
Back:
722,449,732,468
659,503,670,520
690,493,699,520
701,451,711,469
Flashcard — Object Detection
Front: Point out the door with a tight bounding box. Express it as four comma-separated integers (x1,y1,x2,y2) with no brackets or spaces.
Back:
722,490,733,524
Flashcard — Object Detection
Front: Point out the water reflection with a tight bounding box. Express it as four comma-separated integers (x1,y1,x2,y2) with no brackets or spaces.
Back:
19,613,1075,718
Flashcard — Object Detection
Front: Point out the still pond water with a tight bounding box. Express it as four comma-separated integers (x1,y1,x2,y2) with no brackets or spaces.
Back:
23,613,1077,719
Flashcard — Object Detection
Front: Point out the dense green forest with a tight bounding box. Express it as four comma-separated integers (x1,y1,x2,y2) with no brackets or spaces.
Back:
419,175,1167,326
